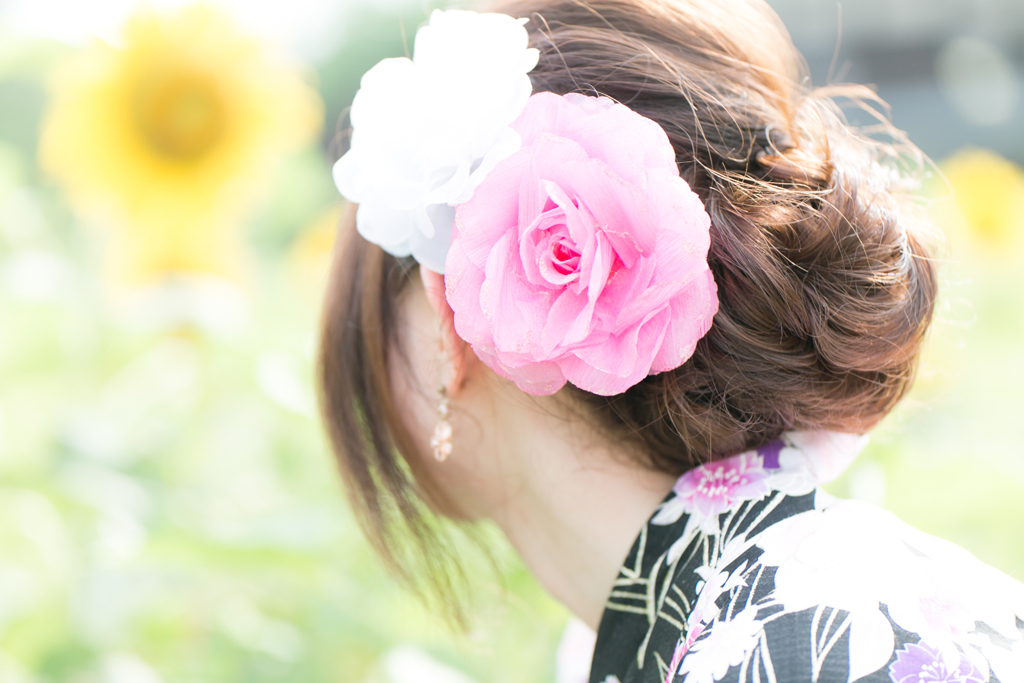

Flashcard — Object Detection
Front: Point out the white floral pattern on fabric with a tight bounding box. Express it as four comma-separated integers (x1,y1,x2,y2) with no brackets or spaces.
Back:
332,9,539,272
767,431,867,496
589,432,1024,683
675,607,762,683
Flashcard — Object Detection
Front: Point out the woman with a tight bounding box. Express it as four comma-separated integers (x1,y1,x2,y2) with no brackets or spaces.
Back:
319,1,1024,680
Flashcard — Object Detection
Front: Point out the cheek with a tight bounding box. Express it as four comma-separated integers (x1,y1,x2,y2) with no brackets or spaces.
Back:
388,287,477,515
388,354,434,459
388,295,443,463
389,352,480,519
389,288,498,521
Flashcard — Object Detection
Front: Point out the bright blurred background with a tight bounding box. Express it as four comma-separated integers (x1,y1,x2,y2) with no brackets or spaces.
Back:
0,0,1020,681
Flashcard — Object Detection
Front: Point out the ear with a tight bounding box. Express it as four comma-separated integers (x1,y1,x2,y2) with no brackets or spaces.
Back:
420,266,473,395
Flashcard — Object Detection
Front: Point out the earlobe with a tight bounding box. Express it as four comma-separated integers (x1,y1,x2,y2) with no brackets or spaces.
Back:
419,267,473,396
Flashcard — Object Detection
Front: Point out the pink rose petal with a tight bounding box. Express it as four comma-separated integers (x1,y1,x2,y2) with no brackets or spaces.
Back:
445,92,718,396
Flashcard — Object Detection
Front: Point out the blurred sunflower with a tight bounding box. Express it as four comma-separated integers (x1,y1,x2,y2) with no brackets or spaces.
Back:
939,148,1024,252
40,4,323,286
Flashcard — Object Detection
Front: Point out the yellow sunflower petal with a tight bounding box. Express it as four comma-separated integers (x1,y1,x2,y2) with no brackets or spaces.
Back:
940,148,1024,250
40,3,324,286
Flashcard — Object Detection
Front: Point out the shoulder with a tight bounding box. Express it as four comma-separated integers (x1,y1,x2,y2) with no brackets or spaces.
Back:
594,489,1024,683
675,493,1024,682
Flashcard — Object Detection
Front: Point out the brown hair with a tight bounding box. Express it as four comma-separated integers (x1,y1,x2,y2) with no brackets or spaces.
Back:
318,0,938,603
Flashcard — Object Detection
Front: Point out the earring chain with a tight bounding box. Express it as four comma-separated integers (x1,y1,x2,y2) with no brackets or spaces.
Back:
430,386,452,462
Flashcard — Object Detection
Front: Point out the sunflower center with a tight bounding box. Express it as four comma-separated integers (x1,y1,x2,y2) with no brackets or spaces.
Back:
133,69,225,162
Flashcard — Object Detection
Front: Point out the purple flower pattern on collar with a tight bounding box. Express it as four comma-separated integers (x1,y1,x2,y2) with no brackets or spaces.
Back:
650,431,865,534
759,439,784,469
651,450,771,534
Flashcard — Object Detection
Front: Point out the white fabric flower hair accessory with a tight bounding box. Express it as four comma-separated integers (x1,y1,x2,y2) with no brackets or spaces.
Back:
334,10,719,397
333,10,540,273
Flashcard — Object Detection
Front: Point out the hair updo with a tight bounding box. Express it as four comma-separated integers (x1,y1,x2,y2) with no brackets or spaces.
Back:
318,0,937,596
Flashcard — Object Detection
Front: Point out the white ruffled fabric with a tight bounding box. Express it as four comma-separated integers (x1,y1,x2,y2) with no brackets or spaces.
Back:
332,10,539,273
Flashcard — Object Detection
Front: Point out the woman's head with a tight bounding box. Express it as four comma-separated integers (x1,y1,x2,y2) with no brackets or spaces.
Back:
319,0,937,593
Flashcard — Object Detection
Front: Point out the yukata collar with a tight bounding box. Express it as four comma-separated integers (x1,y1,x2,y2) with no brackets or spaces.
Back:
589,431,868,679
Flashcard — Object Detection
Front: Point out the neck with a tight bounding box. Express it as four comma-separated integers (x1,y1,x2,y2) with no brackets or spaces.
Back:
486,398,677,630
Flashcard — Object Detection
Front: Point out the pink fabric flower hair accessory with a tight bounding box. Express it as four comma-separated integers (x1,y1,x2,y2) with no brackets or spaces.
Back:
445,92,718,396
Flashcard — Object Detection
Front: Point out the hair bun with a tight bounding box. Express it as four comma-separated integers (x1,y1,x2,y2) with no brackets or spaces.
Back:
496,0,939,464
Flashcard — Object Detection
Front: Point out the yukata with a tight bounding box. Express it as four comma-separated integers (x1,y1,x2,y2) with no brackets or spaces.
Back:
588,432,1024,683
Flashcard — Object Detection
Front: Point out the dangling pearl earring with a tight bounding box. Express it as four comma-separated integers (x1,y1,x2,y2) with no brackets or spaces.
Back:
430,386,453,462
